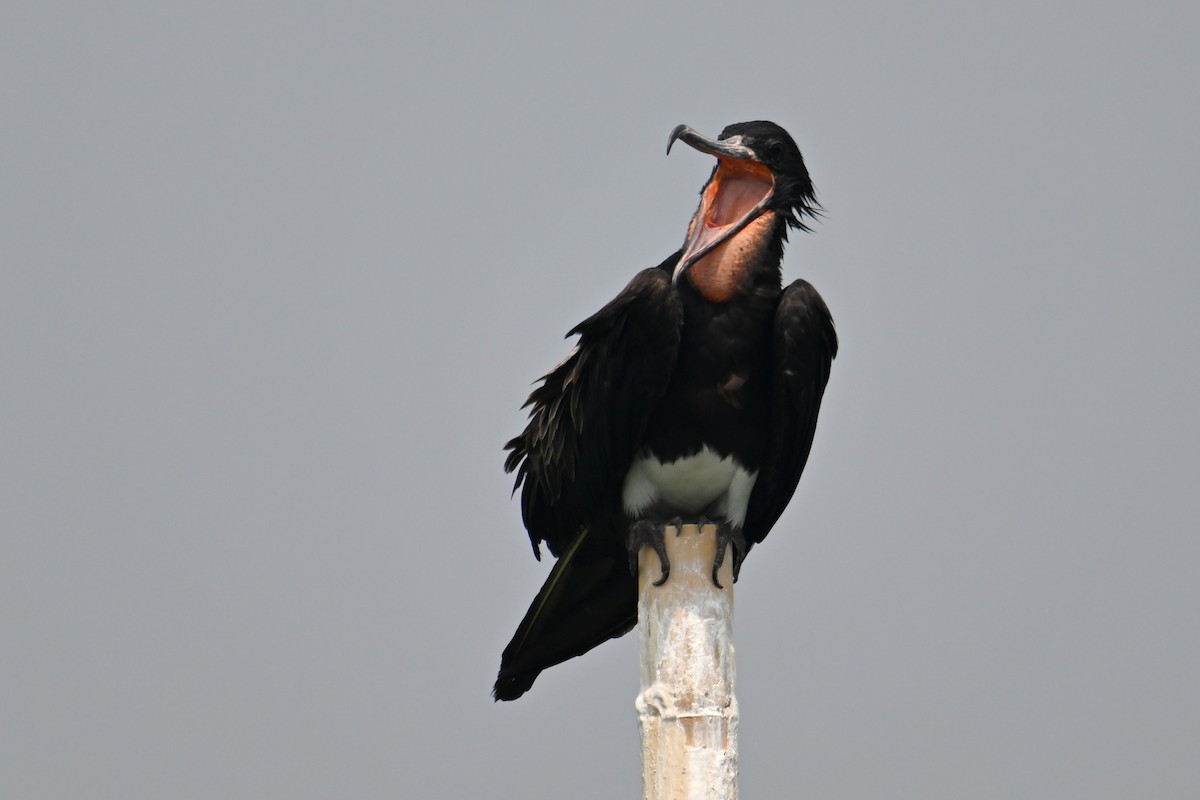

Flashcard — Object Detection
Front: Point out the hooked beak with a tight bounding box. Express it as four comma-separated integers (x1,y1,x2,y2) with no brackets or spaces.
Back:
667,125,775,283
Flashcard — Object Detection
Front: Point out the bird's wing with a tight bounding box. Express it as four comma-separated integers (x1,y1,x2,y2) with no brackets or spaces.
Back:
742,279,837,548
504,264,684,559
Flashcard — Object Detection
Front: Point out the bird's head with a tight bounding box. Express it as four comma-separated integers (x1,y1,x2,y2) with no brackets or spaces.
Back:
667,121,818,286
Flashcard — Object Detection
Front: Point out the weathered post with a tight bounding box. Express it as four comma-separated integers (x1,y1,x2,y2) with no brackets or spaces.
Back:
637,522,738,800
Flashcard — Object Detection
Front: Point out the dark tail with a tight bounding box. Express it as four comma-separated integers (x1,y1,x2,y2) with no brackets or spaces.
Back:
493,530,637,701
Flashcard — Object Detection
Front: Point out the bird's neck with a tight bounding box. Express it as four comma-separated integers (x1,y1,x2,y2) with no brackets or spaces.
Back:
685,211,783,303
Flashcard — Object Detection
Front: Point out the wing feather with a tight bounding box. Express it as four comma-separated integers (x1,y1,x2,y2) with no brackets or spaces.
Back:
505,267,684,558
743,279,837,547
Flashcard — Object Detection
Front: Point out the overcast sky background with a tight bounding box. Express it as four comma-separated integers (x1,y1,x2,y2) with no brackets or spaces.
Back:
3,2,1198,798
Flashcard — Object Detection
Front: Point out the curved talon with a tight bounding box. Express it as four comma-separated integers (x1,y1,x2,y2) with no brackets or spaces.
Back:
710,521,747,589
627,519,671,585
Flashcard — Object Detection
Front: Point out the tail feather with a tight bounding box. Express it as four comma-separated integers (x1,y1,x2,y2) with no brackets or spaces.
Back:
493,530,637,701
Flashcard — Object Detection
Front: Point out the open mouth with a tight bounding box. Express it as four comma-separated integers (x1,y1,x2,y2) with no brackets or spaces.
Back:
706,159,774,226
667,125,776,281
678,158,774,276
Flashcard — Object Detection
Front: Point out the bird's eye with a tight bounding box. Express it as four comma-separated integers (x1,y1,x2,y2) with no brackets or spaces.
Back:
766,142,785,160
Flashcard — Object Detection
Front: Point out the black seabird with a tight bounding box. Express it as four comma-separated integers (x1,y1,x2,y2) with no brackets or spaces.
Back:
495,121,837,701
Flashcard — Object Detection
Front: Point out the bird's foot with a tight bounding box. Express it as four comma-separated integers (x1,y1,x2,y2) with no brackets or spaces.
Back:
627,517,683,586
701,517,746,589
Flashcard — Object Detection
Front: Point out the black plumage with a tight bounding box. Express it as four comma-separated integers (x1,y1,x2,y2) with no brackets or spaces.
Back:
496,121,837,701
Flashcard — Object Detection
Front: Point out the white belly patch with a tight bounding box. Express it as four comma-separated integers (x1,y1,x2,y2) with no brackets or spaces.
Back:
622,446,758,526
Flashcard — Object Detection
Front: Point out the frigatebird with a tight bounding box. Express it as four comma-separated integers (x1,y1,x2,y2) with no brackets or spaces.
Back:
495,121,837,701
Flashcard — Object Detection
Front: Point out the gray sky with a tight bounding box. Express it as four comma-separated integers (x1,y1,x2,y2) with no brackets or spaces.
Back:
3,1,1198,798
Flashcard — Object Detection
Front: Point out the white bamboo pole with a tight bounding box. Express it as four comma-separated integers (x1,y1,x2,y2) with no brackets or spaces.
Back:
637,522,738,800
